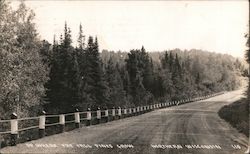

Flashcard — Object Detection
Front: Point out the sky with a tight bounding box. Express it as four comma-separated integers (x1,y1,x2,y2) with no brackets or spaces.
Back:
10,0,249,58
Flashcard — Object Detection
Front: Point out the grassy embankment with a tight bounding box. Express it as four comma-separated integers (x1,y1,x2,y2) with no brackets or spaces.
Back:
218,98,249,137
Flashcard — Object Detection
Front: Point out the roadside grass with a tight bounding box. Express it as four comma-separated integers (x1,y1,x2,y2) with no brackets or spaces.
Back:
218,98,249,137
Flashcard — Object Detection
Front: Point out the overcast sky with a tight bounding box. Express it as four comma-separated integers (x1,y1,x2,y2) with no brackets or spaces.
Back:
10,0,249,58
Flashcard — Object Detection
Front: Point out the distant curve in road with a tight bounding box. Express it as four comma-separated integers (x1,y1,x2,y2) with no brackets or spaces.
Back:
0,89,248,154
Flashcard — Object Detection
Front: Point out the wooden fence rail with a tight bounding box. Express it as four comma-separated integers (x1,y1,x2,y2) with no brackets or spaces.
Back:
0,92,225,147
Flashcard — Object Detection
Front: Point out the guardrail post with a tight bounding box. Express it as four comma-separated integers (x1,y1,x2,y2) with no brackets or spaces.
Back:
123,108,127,118
133,108,136,116
112,107,116,120
97,107,101,124
39,111,46,138
59,114,65,133
118,107,121,119
10,113,18,146
74,109,80,128
104,108,109,122
129,108,132,116
137,106,140,115
86,108,91,126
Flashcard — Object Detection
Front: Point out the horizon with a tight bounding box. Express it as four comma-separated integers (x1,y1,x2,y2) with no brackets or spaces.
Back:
10,0,249,58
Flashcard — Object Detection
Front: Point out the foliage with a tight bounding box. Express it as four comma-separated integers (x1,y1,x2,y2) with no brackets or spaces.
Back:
0,1,48,118
0,0,246,116
218,99,249,137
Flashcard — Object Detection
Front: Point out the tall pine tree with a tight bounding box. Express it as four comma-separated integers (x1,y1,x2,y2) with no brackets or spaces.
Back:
45,23,80,113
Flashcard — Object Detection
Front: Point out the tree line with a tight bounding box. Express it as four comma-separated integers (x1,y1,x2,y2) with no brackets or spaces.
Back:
39,22,248,114
246,34,250,106
0,1,248,118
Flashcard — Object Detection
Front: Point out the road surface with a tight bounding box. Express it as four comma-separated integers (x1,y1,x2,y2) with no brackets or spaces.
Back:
0,89,248,154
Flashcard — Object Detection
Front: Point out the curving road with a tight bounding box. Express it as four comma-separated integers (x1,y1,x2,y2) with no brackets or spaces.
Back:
0,89,248,154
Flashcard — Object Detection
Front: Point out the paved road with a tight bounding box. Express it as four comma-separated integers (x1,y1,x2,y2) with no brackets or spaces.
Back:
0,89,248,154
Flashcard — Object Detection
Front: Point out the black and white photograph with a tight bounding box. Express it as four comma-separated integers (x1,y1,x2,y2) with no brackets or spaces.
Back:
0,0,249,153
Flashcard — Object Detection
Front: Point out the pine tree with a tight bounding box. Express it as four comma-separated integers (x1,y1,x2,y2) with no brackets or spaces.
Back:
83,36,108,109
170,53,184,99
125,48,153,106
75,24,90,111
169,52,174,72
93,37,109,109
161,51,169,69
45,23,80,113
106,57,127,108
141,47,154,94
77,24,85,50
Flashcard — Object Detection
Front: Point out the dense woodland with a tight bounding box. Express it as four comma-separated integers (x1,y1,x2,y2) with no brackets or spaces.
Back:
218,34,250,137
246,34,250,104
0,1,249,119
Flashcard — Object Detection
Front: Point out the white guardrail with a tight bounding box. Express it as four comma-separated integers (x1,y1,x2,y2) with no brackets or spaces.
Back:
0,92,225,146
